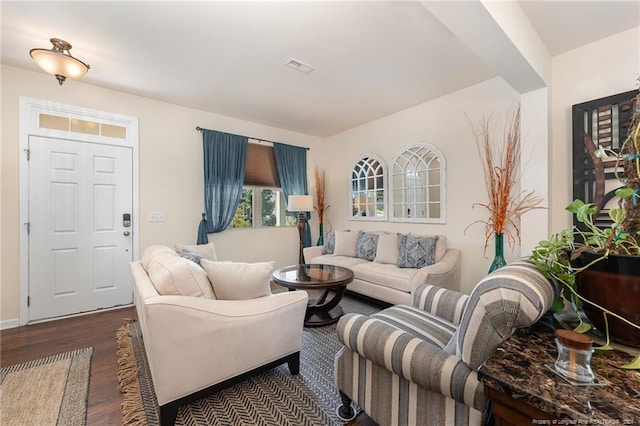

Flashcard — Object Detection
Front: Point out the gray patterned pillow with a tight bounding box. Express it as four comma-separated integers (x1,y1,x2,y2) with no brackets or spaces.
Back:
397,234,439,268
355,231,379,261
179,250,202,266
322,232,335,254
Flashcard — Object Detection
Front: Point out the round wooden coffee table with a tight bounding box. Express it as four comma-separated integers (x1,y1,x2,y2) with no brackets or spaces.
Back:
272,264,354,327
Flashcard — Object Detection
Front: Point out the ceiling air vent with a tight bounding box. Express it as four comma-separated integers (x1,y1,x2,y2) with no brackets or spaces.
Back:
284,57,315,74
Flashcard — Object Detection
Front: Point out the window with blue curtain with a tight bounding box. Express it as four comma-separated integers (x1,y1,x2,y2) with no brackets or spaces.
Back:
273,142,311,247
197,129,248,244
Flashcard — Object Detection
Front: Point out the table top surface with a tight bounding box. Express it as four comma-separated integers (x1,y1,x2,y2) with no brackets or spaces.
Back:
272,264,354,289
479,327,640,422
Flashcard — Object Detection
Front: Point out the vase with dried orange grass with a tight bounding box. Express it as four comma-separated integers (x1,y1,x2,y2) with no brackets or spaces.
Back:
466,106,543,272
314,167,331,246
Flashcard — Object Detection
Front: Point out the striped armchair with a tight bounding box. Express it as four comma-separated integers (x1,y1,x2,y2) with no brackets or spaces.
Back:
334,260,556,426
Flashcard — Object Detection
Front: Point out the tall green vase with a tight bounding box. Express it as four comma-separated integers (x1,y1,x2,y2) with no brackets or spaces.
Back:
317,223,324,246
488,233,507,273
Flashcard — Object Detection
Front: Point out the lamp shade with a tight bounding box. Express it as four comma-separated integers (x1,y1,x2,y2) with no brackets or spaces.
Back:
30,38,90,85
288,195,313,212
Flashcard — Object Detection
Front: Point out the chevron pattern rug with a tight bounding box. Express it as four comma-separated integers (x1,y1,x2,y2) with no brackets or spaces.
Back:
117,294,383,426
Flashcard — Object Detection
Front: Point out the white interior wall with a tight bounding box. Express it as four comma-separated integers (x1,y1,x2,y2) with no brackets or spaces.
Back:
2,24,638,323
520,87,549,255
317,20,639,294
1,64,321,323
317,77,520,294
549,26,640,233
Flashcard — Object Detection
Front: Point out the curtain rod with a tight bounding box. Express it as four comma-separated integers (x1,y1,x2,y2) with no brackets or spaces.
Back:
195,126,310,150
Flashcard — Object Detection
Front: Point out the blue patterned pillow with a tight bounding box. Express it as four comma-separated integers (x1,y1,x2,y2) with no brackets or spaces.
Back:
397,234,439,268
355,231,379,261
322,232,335,254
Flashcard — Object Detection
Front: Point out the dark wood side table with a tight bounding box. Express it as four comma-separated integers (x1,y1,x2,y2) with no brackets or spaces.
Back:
479,328,640,425
272,264,354,327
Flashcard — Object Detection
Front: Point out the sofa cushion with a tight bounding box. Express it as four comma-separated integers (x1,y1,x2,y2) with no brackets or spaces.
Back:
334,230,359,256
397,234,439,268
146,252,215,299
322,231,336,254
355,231,379,261
201,260,274,300
351,262,419,293
308,254,369,269
374,232,399,264
175,242,217,261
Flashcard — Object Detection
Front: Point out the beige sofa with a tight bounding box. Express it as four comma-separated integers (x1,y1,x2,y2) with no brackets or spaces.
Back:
303,231,461,305
130,244,308,426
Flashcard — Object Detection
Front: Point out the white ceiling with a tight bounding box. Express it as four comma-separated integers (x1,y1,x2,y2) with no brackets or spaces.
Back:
2,1,639,138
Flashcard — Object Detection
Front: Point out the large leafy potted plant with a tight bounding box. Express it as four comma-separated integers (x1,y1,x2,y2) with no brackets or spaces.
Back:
529,87,640,368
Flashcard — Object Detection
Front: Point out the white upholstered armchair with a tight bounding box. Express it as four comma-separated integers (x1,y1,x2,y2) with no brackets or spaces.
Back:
334,260,556,425
130,259,308,426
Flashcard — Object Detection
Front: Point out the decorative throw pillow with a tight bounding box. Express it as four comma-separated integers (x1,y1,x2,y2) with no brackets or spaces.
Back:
322,232,336,254
201,260,274,300
410,234,448,262
174,242,217,261
141,245,177,272
334,230,359,257
179,250,202,266
397,234,439,268
146,252,215,298
355,231,379,261
374,232,399,264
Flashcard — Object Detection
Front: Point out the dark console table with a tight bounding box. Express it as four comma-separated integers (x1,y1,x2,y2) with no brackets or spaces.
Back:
479,328,639,425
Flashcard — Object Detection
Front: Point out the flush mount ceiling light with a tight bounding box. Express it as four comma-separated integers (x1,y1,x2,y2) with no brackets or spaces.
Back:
30,38,90,85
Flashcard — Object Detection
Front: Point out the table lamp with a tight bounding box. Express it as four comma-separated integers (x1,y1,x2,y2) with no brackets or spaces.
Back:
288,195,313,264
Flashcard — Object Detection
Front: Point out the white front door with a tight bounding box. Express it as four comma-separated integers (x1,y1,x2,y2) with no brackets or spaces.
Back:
28,135,133,321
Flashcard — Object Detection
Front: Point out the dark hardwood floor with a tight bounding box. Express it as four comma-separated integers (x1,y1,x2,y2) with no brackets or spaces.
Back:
1,307,376,425
1,307,135,425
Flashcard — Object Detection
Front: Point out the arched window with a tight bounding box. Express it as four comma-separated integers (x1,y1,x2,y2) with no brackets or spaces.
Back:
350,154,387,220
390,144,445,223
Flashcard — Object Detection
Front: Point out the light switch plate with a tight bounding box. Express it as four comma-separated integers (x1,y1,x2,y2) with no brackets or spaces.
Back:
149,212,165,222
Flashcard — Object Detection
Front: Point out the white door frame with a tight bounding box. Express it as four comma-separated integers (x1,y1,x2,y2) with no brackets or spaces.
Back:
19,97,140,325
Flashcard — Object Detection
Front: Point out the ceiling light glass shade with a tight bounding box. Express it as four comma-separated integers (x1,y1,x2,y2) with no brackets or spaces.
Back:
30,38,90,85
288,195,314,212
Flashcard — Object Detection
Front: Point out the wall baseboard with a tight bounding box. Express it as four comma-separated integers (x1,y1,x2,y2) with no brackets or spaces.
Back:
1,318,20,330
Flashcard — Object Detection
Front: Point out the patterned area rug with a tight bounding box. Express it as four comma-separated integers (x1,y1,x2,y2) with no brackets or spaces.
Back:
0,347,93,426
117,294,382,425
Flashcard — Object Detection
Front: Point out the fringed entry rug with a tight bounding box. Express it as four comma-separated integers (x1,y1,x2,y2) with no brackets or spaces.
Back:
0,347,93,426
117,295,381,425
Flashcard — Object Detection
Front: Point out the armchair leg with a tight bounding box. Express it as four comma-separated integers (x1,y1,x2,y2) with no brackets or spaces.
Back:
287,351,300,375
160,402,179,426
336,390,358,422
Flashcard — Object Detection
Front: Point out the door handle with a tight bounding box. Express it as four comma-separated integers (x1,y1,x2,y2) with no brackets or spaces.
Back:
123,231,130,236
